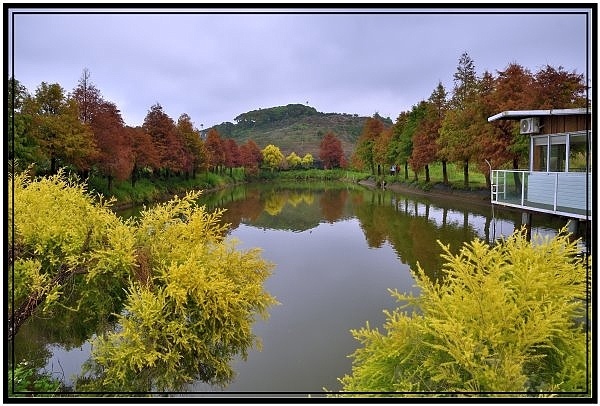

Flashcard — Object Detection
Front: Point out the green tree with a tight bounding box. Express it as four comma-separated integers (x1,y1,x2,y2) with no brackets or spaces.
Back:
261,144,284,172
338,229,589,395
390,103,427,181
439,52,480,187
7,77,41,171
353,117,385,174
24,82,97,174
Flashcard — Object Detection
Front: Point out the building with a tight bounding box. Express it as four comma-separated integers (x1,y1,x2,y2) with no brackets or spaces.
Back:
487,108,592,222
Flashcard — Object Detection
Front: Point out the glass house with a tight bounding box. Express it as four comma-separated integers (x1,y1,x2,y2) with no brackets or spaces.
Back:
487,108,592,220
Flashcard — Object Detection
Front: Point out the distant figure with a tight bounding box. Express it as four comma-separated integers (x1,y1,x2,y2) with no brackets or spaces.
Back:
390,164,396,176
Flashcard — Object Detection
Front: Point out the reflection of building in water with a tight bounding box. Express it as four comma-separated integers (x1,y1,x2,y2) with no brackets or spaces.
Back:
387,192,568,247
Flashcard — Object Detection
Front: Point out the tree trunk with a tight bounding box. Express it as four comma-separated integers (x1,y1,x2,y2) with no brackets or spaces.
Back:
50,156,58,175
107,174,113,192
131,167,137,188
442,160,449,185
404,162,409,180
463,159,469,188
425,164,430,183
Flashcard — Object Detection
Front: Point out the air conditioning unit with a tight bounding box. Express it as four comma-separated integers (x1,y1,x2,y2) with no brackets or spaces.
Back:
520,117,540,134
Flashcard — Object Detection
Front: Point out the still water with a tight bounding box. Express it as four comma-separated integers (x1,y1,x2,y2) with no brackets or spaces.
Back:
12,181,571,394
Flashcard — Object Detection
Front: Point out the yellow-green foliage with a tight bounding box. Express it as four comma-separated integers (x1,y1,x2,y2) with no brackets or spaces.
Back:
10,172,277,392
9,170,134,316
301,153,314,169
261,144,284,171
339,229,590,396
286,152,302,169
84,191,277,391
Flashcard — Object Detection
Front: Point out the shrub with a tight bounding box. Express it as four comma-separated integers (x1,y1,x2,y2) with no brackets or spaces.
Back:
339,229,590,396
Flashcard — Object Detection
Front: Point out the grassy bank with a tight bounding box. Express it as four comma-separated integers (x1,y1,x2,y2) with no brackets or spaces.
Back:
88,164,488,209
377,162,488,192
88,169,246,208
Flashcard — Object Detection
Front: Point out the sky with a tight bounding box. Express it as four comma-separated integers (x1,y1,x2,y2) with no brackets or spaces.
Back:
8,5,593,129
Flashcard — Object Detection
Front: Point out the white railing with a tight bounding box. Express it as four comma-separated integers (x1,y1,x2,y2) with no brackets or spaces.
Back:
491,170,591,220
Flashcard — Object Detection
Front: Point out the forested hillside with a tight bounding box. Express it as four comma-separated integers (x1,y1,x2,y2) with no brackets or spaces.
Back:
209,104,392,158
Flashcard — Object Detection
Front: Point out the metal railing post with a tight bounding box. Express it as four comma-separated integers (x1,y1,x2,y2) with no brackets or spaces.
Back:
553,172,558,211
521,171,525,207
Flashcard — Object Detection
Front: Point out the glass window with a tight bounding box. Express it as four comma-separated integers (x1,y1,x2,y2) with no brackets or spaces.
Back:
569,132,590,172
549,144,566,171
533,144,547,171
532,136,548,171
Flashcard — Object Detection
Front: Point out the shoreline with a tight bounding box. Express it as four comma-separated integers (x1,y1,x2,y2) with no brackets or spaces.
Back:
358,179,492,207
106,174,493,213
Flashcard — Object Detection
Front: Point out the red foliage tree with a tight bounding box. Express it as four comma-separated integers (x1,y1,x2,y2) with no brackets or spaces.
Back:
90,101,132,190
126,126,160,186
176,113,205,178
204,128,225,173
71,68,103,124
142,103,188,176
533,65,587,109
239,139,262,175
223,138,241,175
319,131,344,169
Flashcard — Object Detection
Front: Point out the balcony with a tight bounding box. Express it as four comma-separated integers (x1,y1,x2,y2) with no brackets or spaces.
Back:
491,170,592,220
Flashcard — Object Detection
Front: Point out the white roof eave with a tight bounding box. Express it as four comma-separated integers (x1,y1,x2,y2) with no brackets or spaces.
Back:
487,108,590,122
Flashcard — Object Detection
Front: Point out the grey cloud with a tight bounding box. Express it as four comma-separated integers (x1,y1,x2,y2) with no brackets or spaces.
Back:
10,8,590,128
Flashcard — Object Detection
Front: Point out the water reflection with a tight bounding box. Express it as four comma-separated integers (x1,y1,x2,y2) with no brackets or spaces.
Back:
199,183,568,282
12,181,573,394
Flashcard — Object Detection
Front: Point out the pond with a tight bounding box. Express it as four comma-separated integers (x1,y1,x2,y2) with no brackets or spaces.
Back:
11,181,575,395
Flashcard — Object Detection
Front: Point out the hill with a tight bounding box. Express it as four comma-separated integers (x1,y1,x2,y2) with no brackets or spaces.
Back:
207,104,393,159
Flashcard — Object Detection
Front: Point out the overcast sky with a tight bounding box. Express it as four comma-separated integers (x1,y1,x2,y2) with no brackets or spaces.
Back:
8,6,592,129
